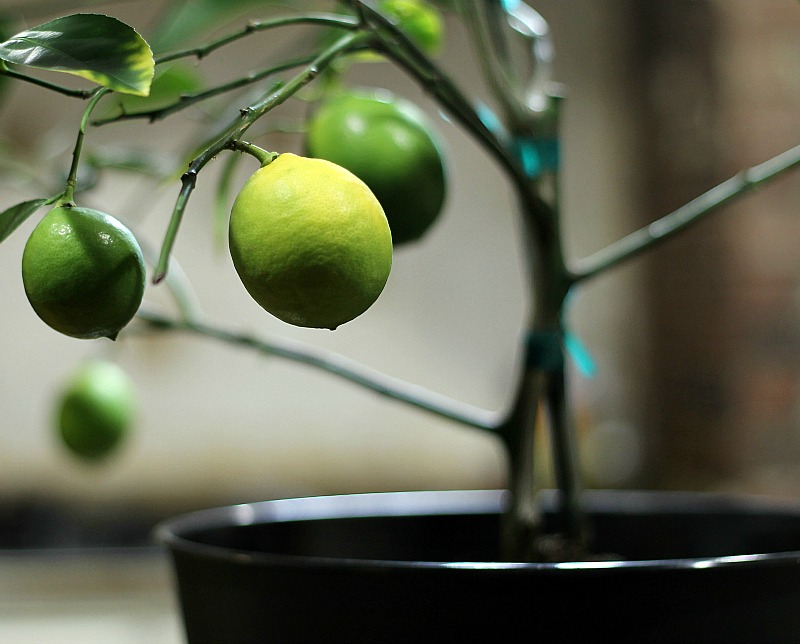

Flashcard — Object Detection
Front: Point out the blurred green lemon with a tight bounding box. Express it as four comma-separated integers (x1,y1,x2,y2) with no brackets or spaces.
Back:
56,360,136,461
229,153,393,330
306,89,446,244
378,0,444,54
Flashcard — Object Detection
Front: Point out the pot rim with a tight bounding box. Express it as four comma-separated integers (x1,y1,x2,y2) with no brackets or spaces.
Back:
154,488,800,571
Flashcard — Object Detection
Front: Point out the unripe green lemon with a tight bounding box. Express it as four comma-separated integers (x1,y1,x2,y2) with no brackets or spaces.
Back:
378,0,444,54
317,0,442,64
229,153,393,330
306,89,446,245
56,360,136,461
21,205,146,340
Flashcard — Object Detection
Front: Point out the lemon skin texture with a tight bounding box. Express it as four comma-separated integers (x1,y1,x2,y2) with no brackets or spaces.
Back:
306,90,446,245
229,154,393,330
22,206,146,340
57,360,136,461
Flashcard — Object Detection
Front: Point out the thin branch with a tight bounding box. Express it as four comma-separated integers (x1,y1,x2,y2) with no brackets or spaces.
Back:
571,143,800,284
460,0,524,128
135,307,501,432
0,65,95,99
93,53,319,126
155,13,360,65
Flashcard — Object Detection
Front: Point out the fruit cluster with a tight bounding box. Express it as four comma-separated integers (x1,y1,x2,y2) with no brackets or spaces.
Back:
20,84,447,459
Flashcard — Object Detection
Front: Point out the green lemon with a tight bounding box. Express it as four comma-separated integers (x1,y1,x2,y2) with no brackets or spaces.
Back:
56,360,136,461
306,89,446,245
378,0,444,54
317,0,442,65
229,153,393,330
21,205,146,340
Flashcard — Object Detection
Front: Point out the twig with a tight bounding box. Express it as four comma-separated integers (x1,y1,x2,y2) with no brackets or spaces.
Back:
93,54,319,126
572,143,800,283
155,13,360,65
135,307,502,432
0,65,94,99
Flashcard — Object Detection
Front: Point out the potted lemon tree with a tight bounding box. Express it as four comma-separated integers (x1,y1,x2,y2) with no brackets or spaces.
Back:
1,1,800,642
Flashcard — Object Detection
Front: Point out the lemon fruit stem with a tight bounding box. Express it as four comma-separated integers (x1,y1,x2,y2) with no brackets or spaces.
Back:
61,87,111,206
226,140,277,167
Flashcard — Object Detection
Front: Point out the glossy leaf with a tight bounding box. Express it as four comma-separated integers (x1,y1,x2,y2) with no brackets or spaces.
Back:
0,14,154,96
0,198,49,243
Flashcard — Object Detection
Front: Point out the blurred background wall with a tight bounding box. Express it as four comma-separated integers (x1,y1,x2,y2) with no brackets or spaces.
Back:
0,0,796,536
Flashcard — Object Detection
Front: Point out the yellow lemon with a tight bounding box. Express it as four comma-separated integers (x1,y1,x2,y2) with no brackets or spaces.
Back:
229,154,393,330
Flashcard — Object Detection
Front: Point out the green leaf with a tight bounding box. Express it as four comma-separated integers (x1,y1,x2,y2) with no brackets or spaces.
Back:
0,197,49,243
0,14,154,96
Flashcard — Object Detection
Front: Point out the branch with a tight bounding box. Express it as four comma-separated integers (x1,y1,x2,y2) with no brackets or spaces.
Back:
0,65,95,99
135,307,501,432
155,13,360,64
355,0,556,265
355,1,524,187
571,143,800,283
93,54,318,126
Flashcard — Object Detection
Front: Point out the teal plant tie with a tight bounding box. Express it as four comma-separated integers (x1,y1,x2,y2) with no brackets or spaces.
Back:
526,330,564,373
564,331,597,378
500,0,521,12
560,290,597,378
513,136,560,179
526,329,596,378
476,101,509,141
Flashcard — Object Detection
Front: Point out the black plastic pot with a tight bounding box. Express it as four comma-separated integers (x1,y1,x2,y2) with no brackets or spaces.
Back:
156,489,800,643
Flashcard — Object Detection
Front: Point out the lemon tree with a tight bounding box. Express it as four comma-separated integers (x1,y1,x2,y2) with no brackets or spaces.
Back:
21,206,146,340
306,89,447,245
56,360,136,461
229,153,393,330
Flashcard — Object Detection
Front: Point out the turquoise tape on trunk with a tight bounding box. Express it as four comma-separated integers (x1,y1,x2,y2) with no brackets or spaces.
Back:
526,330,564,372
